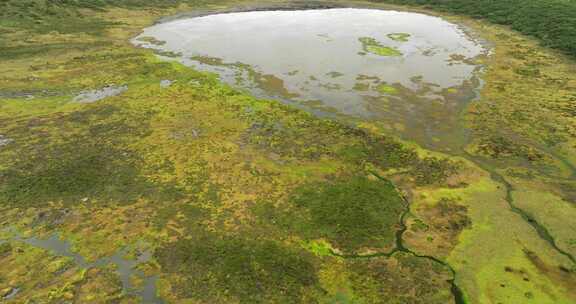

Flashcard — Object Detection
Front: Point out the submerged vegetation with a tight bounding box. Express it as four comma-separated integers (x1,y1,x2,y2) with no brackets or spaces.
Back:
0,0,575,303
358,36,402,57
376,83,398,95
387,32,411,42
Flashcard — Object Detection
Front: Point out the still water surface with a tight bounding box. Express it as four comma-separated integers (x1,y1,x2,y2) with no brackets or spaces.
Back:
134,8,488,150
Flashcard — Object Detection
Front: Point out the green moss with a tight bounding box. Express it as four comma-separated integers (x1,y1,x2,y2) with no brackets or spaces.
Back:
155,235,320,303
153,203,208,230
302,239,335,257
376,83,398,95
347,252,453,303
290,175,405,253
514,65,541,77
358,37,402,57
0,42,108,60
411,219,429,232
0,242,12,256
0,104,182,207
411,157,459,186
387,33,411,42
475,135,544,162
338,134,418,169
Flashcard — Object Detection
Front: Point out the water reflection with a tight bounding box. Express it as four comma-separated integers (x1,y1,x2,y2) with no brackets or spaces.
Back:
73,85,128,103
134,8,489,151
2,230,163,303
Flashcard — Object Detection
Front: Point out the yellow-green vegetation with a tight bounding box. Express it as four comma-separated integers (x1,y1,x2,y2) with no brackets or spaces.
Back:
508,176,576,257
358,36,403,57
404,158,576,304
404,197,471,257
376,83,398,94
0,2,467,302
462,17,576,179
458,9,576,270
0,0,575,303
319,252,455,304
302,239,335,256
0,240,131,303
155,235,321,302
387,32,411,42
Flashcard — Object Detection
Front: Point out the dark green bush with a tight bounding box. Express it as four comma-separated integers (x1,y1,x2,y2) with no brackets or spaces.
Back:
0,242,12,257
291,175,405,253
155,235,320,303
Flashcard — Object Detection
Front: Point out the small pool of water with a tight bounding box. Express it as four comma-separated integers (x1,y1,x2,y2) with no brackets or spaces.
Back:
0,135,13,148
2,230,163,303
73,85,128,103
134,8,489,151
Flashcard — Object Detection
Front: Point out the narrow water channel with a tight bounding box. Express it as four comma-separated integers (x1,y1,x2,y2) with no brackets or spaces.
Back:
130,7,501,303
133,6,576,299
2,229,164,303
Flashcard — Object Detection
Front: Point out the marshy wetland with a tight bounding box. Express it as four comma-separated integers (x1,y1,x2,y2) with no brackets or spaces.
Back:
0,0,575,303
134,8,487,151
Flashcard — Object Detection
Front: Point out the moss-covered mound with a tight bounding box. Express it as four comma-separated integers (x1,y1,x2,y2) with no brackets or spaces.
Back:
291,175,405,254
346,252,454,303
155,235,321,303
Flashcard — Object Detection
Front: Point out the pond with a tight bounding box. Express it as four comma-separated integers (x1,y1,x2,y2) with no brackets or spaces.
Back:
133,8,488,151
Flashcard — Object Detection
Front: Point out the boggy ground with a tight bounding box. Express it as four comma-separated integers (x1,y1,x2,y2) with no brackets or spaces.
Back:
0,0,575,303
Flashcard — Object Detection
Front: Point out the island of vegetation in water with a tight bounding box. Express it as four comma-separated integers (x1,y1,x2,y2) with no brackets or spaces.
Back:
358,36,403,56
0,0,575,304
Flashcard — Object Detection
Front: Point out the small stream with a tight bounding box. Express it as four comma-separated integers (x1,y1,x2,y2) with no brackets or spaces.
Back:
462,152,576,265
327,172,466,304
133,7,568,304
2,230,164,303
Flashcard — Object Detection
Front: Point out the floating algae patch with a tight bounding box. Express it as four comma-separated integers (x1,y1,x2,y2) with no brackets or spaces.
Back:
387,32,411,42
377,83,398,95
359,36,402,57
133,8,487,151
